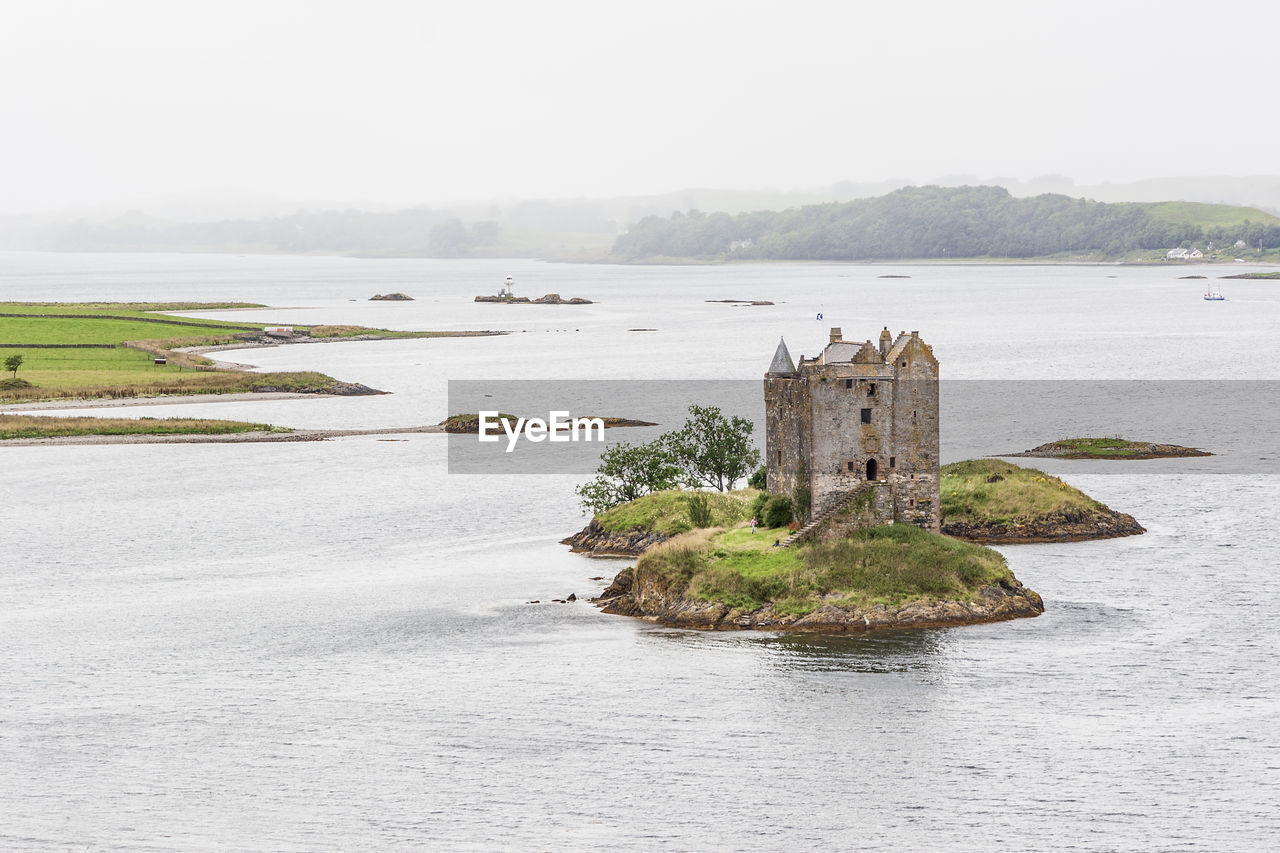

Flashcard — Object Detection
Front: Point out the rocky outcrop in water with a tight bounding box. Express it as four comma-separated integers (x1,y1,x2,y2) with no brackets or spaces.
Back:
560,519,671,557
942,507,1145,544
370,293,414,300
474,293,593,304
594,566,1044,631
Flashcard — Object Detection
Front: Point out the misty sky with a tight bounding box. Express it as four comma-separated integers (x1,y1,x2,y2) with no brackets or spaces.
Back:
2,0,1276,215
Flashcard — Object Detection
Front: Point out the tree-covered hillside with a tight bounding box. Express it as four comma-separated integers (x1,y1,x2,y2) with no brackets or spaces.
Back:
610,185,1280,261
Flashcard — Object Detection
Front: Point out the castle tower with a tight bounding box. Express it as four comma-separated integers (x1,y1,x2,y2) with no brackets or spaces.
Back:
764,327,940,531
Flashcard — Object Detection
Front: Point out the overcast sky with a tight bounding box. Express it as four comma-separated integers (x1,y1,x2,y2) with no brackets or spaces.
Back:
1,0,1276,215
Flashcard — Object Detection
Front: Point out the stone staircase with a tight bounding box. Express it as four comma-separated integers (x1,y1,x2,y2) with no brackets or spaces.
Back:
779,483,876,548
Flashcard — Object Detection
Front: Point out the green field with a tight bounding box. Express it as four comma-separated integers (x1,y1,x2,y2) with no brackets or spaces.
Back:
0,315,261,345
637,523,1011,614
0,302,453,402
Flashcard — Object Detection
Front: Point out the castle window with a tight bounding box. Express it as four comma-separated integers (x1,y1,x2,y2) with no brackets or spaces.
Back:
901,360,907,367
777,450,781,465
847,461,855,472
909,499,915,507
860,408,871,424
867,383,876,396
844,379,853,390
889,456,896,468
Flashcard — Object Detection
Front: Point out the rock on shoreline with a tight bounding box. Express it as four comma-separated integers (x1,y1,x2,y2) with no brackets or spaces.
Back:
560,519,670,557
594,566,1044,632
942,507,1145,544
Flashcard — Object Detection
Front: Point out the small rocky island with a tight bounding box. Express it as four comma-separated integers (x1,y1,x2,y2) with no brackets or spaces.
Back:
369,292,414,301
1009,438,1212,460
940,460,1144,544
566,329,1148,633
589,504,1043,632
474,292,593,304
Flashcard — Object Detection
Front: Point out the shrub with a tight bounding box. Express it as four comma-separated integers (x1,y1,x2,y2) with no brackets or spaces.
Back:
686,492,713,528
762,494,793,528
747,466,767,490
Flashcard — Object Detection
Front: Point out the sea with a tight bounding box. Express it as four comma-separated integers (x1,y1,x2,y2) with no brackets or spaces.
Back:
1,252,1277,851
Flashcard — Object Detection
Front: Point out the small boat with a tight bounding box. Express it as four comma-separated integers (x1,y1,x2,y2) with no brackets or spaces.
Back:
1203,288,1225,301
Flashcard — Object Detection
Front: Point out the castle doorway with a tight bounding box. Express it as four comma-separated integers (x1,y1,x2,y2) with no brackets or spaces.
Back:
866,458,878,481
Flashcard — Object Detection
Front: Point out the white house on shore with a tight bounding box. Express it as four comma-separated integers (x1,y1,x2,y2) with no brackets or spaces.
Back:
1166,247,1203,260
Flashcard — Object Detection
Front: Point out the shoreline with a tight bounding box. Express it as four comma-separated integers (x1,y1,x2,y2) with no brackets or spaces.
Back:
0,424,445,447
0,391,338,412
594,567,1044,633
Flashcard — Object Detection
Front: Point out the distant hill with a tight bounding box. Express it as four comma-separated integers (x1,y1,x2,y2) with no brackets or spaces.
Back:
610,186,1280,262
3,178,1279,261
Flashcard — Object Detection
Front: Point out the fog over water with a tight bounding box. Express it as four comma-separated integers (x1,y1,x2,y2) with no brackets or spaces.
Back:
3,1,1279,215
1,253,1278,850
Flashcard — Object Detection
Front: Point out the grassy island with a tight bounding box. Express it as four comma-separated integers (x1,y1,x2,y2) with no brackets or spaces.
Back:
0,414,284,440
643,524,1011,614
1009,438,1211,459
940,459,1144,543
597,522,1042,631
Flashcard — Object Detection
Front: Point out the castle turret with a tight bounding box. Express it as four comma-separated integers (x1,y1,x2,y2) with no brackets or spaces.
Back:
829,327,842,344
766,337,796,377
879,326,892,358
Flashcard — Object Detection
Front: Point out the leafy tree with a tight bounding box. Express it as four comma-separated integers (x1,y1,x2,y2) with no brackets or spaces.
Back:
664,404,760,491
747,466,767,490
4,354,22,378
575,440,681,514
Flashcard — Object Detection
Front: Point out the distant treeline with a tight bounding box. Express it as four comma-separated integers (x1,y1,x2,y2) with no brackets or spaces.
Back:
610,186,1280,260
1,202,620,257
22,209,498,256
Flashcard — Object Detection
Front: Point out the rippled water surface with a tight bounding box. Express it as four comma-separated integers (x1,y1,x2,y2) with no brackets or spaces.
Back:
1,253,1278,850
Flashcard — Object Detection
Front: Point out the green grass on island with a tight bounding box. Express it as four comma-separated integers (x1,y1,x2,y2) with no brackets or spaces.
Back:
940,459,1106,526
1013,438,1211,460
0,302,491,402
596,489,758,536
637,523,1012,615
0,414,286,440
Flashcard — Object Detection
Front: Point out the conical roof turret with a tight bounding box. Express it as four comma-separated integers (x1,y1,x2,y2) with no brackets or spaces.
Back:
766,337,796,376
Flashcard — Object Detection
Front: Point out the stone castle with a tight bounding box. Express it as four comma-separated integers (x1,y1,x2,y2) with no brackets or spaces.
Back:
764,327,940,531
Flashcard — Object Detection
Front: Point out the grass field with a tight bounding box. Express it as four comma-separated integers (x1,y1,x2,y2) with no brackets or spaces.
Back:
0,414,285,439
0,302,484,402
637,523,1011,614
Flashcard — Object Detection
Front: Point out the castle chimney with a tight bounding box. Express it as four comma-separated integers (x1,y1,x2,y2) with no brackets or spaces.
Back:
879,326,892,358
829,327,842,344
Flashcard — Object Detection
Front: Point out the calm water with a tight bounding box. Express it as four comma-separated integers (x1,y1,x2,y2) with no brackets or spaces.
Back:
1,253,1278,851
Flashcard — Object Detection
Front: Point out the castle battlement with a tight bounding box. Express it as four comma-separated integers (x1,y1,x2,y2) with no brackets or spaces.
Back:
764,327,940,530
